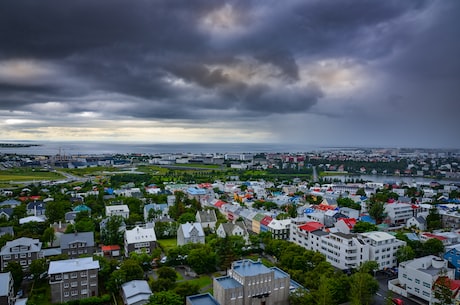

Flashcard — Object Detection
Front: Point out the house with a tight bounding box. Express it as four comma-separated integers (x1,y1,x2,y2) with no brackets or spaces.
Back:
290,220,326,253
0,209,13,221
0,199,20,208
0,227,13,238
216,222,249,244
48,257,99,304
196,210,217,231
389,255,455,304
0,237,43,271
0,272,14,305
213,259,298,305
19,216,45,224
143,203,168,221
121,280,152,305
101,245,121,258
266,219,291,240
432,276,460,305
406,216,427,231
124,225,157,257
177,223,205,246
73,204,91,215
444,245,460,279
60,232,95,259
105,205,130,219
334,218,357,234
26,201,46,216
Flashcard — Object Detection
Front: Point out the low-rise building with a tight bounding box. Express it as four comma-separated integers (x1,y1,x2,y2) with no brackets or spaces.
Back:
0,272,14,305
105,205,130,219
0,237,42,271
360,231,405,270
60,232,95,259
196,210,217,231
48,257,99,304
121,280,152,305
216,222,249,244
124,225,157,257
177,223,205,246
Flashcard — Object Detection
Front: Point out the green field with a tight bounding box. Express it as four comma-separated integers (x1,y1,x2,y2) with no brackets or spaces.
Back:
0,168,64,182
157,238,178,253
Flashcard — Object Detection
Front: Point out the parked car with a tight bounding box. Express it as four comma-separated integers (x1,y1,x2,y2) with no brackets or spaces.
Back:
392,298,404,305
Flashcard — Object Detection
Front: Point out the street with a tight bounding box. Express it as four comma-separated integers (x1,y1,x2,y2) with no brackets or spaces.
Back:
374,273,427,305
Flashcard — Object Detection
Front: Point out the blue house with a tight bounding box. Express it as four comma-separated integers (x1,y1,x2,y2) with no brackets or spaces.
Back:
444,246,460,279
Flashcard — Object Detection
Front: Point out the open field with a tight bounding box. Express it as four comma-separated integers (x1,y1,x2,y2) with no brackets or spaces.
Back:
0,168,64,182
157,238,178,253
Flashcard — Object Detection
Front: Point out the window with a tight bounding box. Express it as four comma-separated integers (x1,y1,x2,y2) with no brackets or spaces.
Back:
81,289,87,295
64,292,69,297
64,274,69,280
415,279,420,284
71,290,78,296
81,272,87,277
3,255,10,260
423,282,430,288
71,282,78,288
71,273,77,279
81,281,87,286
64,283,69,288
20,253,26,258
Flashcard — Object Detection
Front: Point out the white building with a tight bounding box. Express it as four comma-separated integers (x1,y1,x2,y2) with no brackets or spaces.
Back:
360,231,406,270
389,255,455,304
384,203,413,225
320,232,370,270
177,223,205,246
124,225,157,257
105,205,130,219
121,280,152,305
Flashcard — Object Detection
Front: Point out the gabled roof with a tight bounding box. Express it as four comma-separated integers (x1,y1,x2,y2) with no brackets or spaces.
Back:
260,216,273,226
26,201,46,210
338,218,357,229
299,221,324,232
197,210,217,222
73,204,91,212
60,232,95,249
125,226,156,244
179,222,205,238
121,280,152,305
0,237,42,255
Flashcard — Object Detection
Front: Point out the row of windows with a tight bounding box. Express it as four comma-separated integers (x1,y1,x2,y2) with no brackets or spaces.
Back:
54,272,90,281
3,253,32,260
64,289,88,297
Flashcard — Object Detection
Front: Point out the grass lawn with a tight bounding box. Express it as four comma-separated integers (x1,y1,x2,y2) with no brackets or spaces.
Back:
0,168,64,182
28,279,51,305
157,238,178,253
188,274,212,291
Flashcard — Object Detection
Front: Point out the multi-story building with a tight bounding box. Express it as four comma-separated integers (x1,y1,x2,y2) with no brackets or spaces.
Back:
105,204,130,219
0,272,14,305
360,231,406,270
389,255,455,304
267,219,291,240
177,223,205,246
213,259,294,305
124,225,157,257
290,220,325,253
0,237,42,271
60,232,95,259
48,257,99,304
384,203,413,225
320,232,370,270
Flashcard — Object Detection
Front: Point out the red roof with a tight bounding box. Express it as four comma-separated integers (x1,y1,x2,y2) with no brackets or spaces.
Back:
214,200,226,208
101,245,120,252
261,216,273,226
299,221,324,232
338,218,357,229
434,276,460,291
422,233,447,241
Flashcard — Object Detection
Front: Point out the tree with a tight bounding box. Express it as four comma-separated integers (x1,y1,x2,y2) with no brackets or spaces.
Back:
433,275,454,305
156,266,177,282
44,200,67,223
315,274,335,305
29,258,47,281
356,188,366,196
107,269,126,294
174,281,200,298
423,238,445,256
5,261,23,291
120,259,144,282
352,221,378,233
177,212,196,224
396,245,415,263
368,201,385,224
148,291,182,305
337,197,361,211
42,227,56,246
187,245,216,274
427,208,442,231
101,215,124,245
349,271,379,305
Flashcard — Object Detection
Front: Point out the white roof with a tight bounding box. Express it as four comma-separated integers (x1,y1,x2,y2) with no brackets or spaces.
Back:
268,219,290,230
180,222,204,238
106,205,129,212
48,257,99,275
360,231,395,242
19,216,45,224
125,226,156,244
122,280,152,304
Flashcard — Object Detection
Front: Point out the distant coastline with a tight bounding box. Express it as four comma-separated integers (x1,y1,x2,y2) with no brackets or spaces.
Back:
0,143,41,148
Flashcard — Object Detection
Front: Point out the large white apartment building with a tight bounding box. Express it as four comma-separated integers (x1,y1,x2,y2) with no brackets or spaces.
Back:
290,219,405,271
384,203,413,225
389,255,455,304
360,231,406,270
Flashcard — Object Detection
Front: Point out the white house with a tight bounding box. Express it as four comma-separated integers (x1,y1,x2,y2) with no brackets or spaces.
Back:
216,221,249,244
105,205,130,219
195,210,217,231
177,223,205,246
121,280,152,305
360,231,406,270
124,225,157,257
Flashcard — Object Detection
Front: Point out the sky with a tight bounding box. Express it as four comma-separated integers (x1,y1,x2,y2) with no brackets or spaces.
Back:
0,0,459,149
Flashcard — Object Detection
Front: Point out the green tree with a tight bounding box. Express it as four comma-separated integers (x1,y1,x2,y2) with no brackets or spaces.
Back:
101,215,124,245
120,259,144,282
426,208,442,230
5,261,23,292
107,269,126,294
187,245,216,274
396,245,415,263
368,201,385,224
29,258,47,281
177,212,196,224
174,281,200,298
156,266,177,282
148,291,182,305
315,274,335,305
349,271,379,305
42,227,56,246
44,200,67,223
422,238,445,256
433,275,454,305
352,221,378,233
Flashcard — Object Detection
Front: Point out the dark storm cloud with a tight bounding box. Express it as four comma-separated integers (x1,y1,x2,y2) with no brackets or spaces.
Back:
0,0,458,147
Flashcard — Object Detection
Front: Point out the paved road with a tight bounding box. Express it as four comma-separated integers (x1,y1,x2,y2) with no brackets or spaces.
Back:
312,166,319,182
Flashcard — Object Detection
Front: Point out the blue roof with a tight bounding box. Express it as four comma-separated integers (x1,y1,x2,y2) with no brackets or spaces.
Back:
187,187,207,195
215,276,242,289
271,267,289,279
73,204,91,212
232,259,272,277
186,293,220,305
359,215,376,224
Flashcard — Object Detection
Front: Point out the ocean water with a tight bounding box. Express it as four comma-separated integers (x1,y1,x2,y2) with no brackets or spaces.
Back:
0,141,325,156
